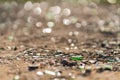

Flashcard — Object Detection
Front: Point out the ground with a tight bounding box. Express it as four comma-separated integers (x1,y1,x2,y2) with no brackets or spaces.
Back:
0,2,120,80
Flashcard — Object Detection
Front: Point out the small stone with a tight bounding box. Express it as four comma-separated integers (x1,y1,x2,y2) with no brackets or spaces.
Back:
8,35,14,41
75,23,81,28
74,46,78,50
42,28,52,33
89,60,96,64
47,21,55,28
60,60,68,66
7,46,12,50
53,78,59,80
36,71,44,76
79,64,85,70
13,46,17,51
24,1,33,11
44,70,56,76
71,75,75,79
56,72,61,77
62,8,71,16
70,43,75,47
102,65,113,71
33,7,42,15
82,69,91,76
28,65,39,71
13,75,20,80
63,19,71,25
65,47,70,51
36,22,43,27
49,6,61,15
68,73,72,76
0,47,5,51
96,68,104,73
107,0,116,4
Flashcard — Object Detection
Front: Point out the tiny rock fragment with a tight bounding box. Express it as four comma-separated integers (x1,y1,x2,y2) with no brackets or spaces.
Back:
36,71,44,76
44,70,56,76
28,65,39,71
13,75,20,80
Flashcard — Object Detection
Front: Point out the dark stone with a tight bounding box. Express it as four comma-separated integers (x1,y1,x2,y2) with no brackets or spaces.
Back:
101,43,106,47
68,62,77,67
28,65,39,71
60,60,69,66
104,67,112,71
96,68,104,73
113,66,119,71
60,60,77,67
13,46,17,51
82,69,91,76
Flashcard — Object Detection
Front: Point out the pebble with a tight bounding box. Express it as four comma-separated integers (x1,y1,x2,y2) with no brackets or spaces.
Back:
28,65,39,71
75,23,81,28
36,71,44,76
56,72,61,77
63,19,71,25
13,75,20,80
62,8,71,16
89,60,96,64
33,7,42,15
82,69,91,76
42,28,52,33
24,1,33,11
102,65,113,71
47,21,55,28
44,70,56,76
36,22,43,27
49,6,61,15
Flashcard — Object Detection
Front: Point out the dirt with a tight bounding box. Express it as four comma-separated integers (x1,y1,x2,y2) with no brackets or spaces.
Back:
0,1,120,80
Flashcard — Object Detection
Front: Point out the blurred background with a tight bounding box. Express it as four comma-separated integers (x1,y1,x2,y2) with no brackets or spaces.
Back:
0,0,120,39
0,0,120,4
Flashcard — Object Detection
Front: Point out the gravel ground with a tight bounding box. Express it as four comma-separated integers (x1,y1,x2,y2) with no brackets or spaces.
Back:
0,1,120,80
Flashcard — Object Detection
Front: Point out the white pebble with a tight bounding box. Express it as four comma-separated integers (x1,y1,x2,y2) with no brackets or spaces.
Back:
69,31,73,36
63,19,71,25
65,47,70,51
27,16,34,23
14,75,20,80
24,1,33,11
42,28,52,33
36,71,44,76
74,31,79,36
68,39,72,43
107,0,116,4
81,21,87,27
56,72,61,77
33,7,42,15
44,70,56,76
53,78,59,80
71,75,75,79
63,8,71,16
75,23,81,28
51,37,56,42
47,21,55,28
49,6,61,14
36,22,43,27
70,43,75,47
68,73,72,76
98,20,105,27
74,46,78,50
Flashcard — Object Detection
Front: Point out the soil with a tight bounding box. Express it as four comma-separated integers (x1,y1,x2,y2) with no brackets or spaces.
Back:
0,2,120,80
